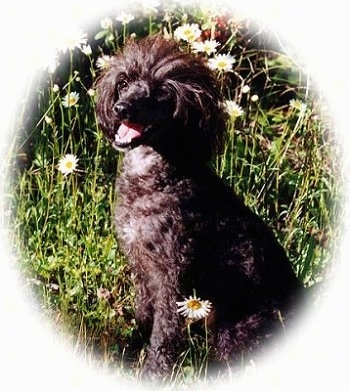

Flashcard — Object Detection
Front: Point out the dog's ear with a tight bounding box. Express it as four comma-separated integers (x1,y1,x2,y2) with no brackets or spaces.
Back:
167,60,228,161
95,66,119,140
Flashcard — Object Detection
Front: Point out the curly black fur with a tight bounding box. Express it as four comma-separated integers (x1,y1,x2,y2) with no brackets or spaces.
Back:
96,36,302,380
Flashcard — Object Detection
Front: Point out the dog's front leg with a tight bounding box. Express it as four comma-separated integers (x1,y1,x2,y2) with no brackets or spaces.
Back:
141,276,183,381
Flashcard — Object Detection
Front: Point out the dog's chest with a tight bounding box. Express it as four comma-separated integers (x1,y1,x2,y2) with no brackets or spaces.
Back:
114,146,186,251
122,146,162,177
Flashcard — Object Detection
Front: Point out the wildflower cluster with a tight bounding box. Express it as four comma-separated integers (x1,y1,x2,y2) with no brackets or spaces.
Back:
168,18,245,124
173,22,236,74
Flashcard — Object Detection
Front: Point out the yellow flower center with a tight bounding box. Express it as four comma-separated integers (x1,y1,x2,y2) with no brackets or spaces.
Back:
217,61,227,69
187,299,202,310
68,97,77,106
65,161,74,169
204,45,211,53
184,33,194,40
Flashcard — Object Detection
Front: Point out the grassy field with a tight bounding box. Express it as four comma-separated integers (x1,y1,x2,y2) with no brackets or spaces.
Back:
5,2,343,386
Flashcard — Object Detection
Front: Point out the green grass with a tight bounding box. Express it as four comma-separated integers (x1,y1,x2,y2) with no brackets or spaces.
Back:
5,3,343,386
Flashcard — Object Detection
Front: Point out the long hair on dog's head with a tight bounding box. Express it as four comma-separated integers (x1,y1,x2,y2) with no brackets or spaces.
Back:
96,35,227,163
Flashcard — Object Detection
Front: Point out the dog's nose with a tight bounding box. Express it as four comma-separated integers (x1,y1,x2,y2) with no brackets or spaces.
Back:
113,102,132,120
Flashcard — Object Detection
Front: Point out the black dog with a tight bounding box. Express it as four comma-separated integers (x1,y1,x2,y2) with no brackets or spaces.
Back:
96,36,302,379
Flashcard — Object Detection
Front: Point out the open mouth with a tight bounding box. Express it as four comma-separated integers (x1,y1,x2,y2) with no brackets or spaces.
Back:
113,121,145,148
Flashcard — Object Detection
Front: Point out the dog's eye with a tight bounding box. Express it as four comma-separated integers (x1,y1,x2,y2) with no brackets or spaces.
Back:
117,76,129,93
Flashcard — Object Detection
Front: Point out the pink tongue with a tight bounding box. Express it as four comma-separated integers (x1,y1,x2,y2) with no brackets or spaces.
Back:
117,123,143,141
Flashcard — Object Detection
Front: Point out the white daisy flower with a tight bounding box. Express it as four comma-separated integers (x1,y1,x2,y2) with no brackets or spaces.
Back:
251,94,259,102
81,44,92,56
176,295,212,320
225,100,244,120
100,17,113,30
61,92,80,108
63,29,88,52
116,12,135,25
96,55,112,70
174,23,202,43
208,53,236,72
57,154,79,176
191,40,219,55
289,99,307,113
142,0,160,14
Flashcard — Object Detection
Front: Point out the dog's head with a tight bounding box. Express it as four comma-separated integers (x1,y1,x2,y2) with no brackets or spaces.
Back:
96,36,227,162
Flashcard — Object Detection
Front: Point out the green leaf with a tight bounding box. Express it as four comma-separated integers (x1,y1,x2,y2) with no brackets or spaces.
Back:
94,30,108,40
